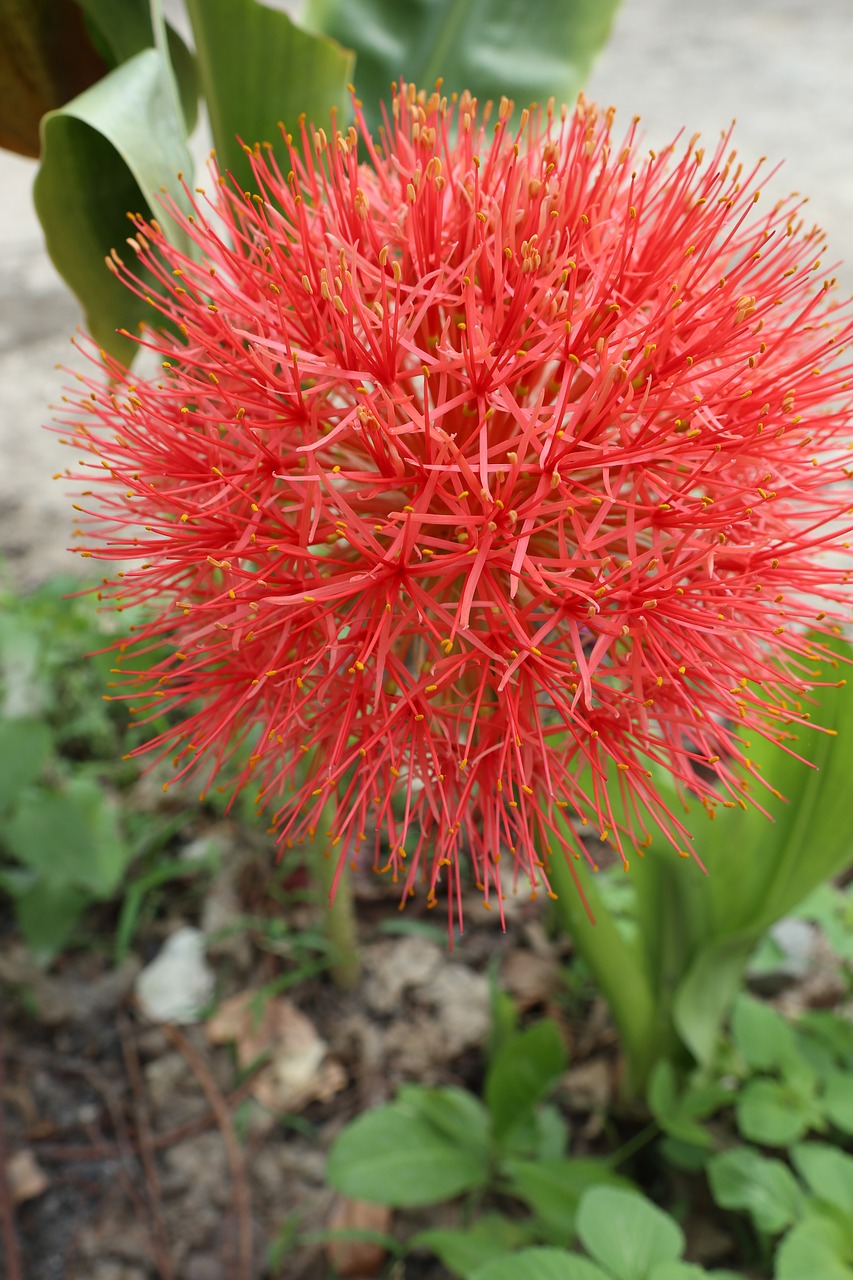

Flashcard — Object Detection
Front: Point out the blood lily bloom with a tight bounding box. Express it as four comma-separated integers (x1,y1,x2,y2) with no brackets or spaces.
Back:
59,84,853,931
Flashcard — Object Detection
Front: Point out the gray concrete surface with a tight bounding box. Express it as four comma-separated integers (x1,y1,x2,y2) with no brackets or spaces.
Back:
1,0,852,586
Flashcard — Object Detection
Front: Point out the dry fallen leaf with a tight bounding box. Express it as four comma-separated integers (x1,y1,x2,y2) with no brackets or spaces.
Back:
563,1057,613,1114
500,948,562,1010
326,1196,392,1278
206,989,346,1113
5,1149,49,1204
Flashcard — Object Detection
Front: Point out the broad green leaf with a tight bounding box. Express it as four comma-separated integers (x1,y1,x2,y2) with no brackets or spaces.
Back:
530,1105,571,1162
795,884,853,963
791,1143,853,1219
485,1019,567,1143
304,0,621,132
0,718,53,813
648,636,853,1069
498,1102,569,1164
0,0,108,155
775,1213,853,1280
503,1158,631,1242
648,1264,742,1274
576,1188,684,1280
413,1215,530,1279
662,1270,747,1280
75,0,199,131
472,1250,611,1280
33,47,193,360
679,637,853,941
671,935,756,1069
647,1267,709,1280
731,993,798,1072
735,1079,818,1148
4,778,131,898
798,1012,853,1068
326,1097,490,1207
707,1147,803,1236
793,1026,838,1080
8,878,89,959
396,1084,492,1159
186,0,353,196
823,1072,853,1134
647,1061,714,1149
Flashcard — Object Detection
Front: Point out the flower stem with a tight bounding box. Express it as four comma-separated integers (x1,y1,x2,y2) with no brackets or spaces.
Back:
547,852,658,1103
312,806,361,991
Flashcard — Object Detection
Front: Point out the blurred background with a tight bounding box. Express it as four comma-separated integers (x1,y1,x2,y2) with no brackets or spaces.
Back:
1,0,851,587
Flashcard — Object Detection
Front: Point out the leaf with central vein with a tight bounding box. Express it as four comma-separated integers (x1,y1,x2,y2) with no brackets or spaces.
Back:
75,0,199,130
326,1098,490,1206
303,0,621,132
186,0,353,197
33,47,193,360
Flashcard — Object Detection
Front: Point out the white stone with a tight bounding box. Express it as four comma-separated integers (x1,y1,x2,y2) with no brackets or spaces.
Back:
135,927,215,1024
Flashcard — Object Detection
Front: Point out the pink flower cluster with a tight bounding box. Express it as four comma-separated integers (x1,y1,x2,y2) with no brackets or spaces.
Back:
59,84,853,929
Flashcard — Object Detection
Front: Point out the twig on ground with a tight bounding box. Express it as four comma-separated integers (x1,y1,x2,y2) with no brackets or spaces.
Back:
7,1039,173,1278
118,1015,176,1280
164,1023,253,1280
31,1055,270,1166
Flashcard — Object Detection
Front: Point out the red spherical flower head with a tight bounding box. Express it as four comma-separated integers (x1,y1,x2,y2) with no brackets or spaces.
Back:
59,84,853,934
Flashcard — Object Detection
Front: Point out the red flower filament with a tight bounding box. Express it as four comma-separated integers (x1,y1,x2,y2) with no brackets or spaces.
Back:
58,85,853,931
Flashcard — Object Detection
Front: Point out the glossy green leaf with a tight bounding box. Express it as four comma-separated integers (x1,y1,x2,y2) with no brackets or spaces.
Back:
529,1104,571,1162
665,637,853,1067
775,1213,853,1280
472,1250,610,1280
736,1079,818,1148
647,1061,716,1149
731,993,798,1072
707,1146,803,1235
824,1072,853,1134
677,1269,748,1280
684,637,853,939
326,1096,490,1207
33,47,194,360
671,934,755,1069
646,1267,709,1280
0,0,108,155
798,1012,853,1068
497,1102,569,1164
75,0,199,131
791,1143,853,1219
0,718,53,813
485,1019,567,1143
7,878,89,959
396,1083,492,1158
4,778,131,898
795,883,853,963
186,0,353,196
503,1158,631,1242
304,0,621,132
413,1215,530,1279
576,1188,684,1280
